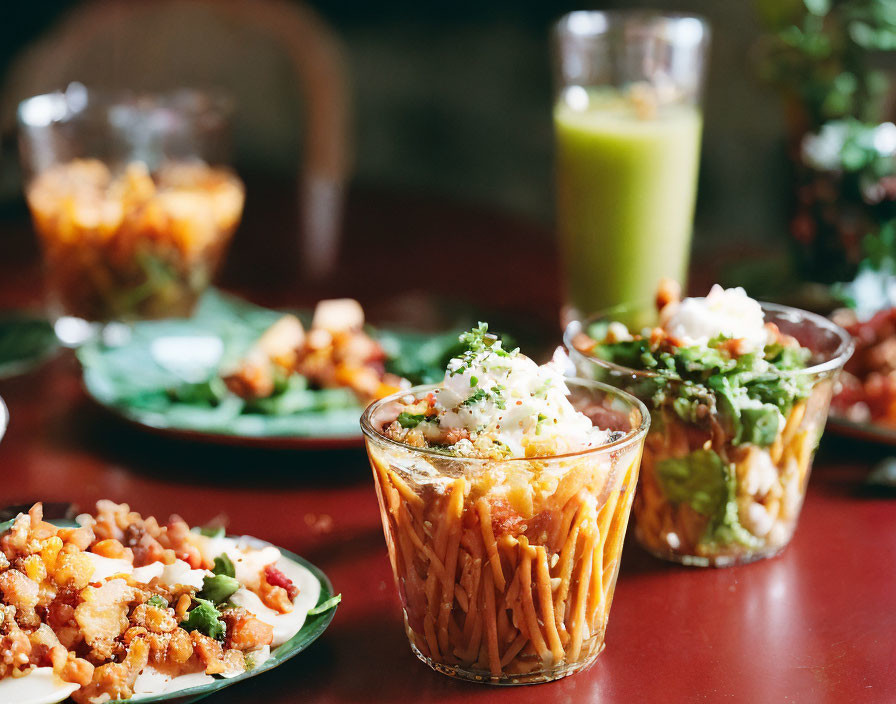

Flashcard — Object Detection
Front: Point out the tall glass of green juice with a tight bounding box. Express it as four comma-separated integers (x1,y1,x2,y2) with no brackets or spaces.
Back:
552,12,711,320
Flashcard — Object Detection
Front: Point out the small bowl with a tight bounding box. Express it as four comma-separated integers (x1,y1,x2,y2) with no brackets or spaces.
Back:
564,301,853,567
361,379,649,683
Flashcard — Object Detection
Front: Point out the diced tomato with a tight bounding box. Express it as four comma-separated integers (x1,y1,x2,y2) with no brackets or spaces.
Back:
264,565,298,600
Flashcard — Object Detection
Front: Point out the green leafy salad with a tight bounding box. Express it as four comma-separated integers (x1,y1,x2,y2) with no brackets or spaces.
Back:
588,321,813,448
77,290,462,439
582,319,817,553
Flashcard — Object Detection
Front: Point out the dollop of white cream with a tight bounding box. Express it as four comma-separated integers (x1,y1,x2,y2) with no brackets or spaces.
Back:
83,554,207,589
84,553,132,581
429,337,608,456
132,667,214,698
158,560,209,590
662,285,770,352
0,668,79,704
230,556,321,646
131,562,164,584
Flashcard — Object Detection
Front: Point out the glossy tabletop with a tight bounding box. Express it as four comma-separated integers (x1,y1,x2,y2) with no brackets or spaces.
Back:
0,188,893,703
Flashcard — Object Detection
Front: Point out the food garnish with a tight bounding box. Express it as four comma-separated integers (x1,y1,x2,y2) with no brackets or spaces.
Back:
0,501,332,703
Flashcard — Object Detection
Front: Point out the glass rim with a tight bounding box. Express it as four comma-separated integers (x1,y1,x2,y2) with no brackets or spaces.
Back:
563,299,856,381
553,9,711,42
17,82,234,129
360,377,650,464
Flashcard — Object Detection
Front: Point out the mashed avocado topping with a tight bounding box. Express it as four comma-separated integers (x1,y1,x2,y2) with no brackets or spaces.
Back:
656,449,763,550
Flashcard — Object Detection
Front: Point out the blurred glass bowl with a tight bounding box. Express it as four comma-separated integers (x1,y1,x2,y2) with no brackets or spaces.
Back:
18,84,244,345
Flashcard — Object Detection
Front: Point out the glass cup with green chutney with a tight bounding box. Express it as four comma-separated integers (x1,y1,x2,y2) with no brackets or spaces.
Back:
552,11,710,322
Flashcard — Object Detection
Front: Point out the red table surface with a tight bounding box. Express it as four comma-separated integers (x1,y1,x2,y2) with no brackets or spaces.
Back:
0,187,894,703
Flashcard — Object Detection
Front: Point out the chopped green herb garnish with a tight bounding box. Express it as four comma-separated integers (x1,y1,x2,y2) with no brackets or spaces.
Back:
458,323,491,353
470,376,478,387
398,412,425,428
462,389,488,406
307,594,342,616
146,595,168,608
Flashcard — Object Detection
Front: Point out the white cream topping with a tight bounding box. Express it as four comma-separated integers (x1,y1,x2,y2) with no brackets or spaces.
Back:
661,285,770,352
132,668,215,698
428,334,608,456
83,553,132,581
230,555,321,646
158,560,209,590
83,554,209,590
131,563,164,584
0,668,79,704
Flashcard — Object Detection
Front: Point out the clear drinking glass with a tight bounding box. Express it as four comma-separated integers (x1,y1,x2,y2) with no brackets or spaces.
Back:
552,11,710,321
361,379,649,684
18,83,245,345
565,303,853,567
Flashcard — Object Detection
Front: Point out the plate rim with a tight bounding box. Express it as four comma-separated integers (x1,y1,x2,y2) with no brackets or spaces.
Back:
87,394,364,450
826,414,896,445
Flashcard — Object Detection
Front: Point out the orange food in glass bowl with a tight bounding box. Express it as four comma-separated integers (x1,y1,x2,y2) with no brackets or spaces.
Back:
26,158,244,323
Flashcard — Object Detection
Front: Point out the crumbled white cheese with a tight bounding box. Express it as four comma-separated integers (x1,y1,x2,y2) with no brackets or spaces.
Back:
662,285,769,352
429,335,608,456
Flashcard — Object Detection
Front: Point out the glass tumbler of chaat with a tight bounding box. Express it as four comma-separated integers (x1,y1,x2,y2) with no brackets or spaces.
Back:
565,284,853,567
18,84,244,345
361,325,649,684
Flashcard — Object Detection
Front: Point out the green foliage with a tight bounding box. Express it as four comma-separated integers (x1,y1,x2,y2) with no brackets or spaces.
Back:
757,0,895,127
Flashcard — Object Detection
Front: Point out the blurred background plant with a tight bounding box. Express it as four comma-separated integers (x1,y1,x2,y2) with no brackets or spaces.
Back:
756,0,896,297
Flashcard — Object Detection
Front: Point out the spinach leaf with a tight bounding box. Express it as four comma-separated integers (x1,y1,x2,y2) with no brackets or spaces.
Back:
213,553,235,578
180,598,226,640
200,574,240,605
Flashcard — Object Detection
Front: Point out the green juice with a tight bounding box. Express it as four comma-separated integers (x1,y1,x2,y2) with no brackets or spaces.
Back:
554,90,702,316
